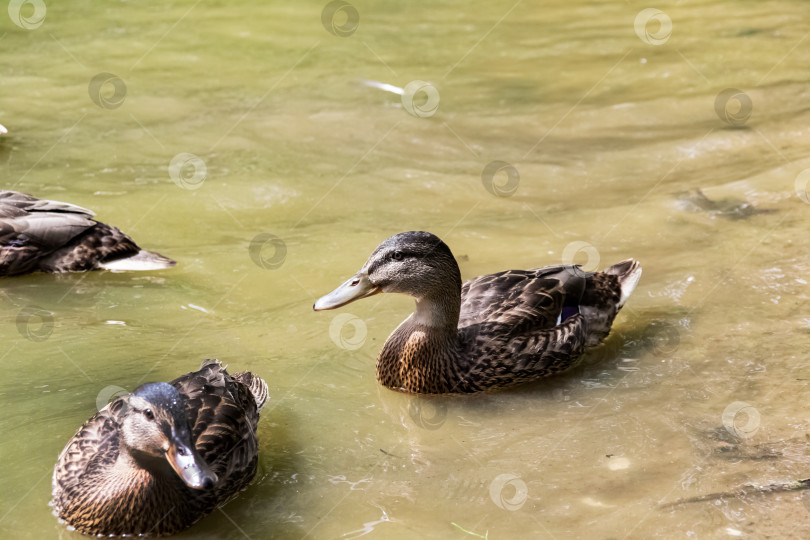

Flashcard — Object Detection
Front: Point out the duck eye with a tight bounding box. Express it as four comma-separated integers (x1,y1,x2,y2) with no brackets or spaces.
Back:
144,409,154,420
392,251,404,261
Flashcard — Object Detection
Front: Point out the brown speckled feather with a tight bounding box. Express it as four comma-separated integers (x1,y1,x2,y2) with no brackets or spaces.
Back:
459,267,587,333
171,361,261,498
52,360,266,536
53,400,123,505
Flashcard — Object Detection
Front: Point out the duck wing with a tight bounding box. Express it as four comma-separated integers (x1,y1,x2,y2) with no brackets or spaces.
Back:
171,359,261,500
458,266,587,335
51,399,124,512
449,267,591,391
0,191,98,275
452,261,640,391
0,190,96,216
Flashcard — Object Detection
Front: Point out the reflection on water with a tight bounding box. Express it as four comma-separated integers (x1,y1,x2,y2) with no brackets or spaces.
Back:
3,0,810,538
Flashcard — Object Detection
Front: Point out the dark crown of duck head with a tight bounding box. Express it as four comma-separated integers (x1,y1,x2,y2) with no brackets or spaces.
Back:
131,382,187,426
126,381,217,490
364,231,461,296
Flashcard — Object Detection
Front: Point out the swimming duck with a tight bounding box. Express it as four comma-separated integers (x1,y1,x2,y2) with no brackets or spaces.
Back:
0,190,175,276
52,359,268,536
314,231,641,394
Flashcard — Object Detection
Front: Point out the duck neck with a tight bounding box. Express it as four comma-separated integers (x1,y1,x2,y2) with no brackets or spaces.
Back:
410,260,463,330
376,285,463,394
411,291,461,330
111,446,170,493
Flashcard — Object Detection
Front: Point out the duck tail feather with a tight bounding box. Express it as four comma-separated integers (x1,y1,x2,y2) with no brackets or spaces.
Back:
200,358,222,369
234,371,269,413
98,250,176,272
605,259,642,308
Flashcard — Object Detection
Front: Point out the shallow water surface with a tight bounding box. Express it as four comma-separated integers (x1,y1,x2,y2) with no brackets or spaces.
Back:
3,0,810,538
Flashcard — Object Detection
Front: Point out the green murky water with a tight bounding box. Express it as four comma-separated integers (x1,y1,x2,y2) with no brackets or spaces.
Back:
3,0,810,538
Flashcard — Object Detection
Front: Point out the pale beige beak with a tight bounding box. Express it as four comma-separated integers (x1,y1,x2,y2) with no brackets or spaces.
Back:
313,271,381,311
166,433,217,490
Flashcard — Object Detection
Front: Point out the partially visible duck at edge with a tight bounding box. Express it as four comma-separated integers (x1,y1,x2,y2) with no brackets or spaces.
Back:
0,190,174,276
51,359,268,536
314,231,642,394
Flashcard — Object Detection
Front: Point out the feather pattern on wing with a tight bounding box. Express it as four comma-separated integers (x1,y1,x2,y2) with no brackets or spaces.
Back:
459,266,589,333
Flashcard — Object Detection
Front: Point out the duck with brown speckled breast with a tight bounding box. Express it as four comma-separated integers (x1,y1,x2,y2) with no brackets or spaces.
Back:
314,231,641,394
51,359,268,536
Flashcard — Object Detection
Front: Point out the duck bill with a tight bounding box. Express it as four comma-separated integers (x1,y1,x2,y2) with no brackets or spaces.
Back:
313,271,381,311
166,434,217,490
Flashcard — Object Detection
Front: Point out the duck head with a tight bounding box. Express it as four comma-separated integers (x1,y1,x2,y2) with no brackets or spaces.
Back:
120,382,217,490
313,231,461,311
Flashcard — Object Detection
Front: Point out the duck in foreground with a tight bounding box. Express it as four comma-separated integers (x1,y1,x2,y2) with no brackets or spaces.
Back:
314,231,642,394
52,359,268,536
0,191,175,276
